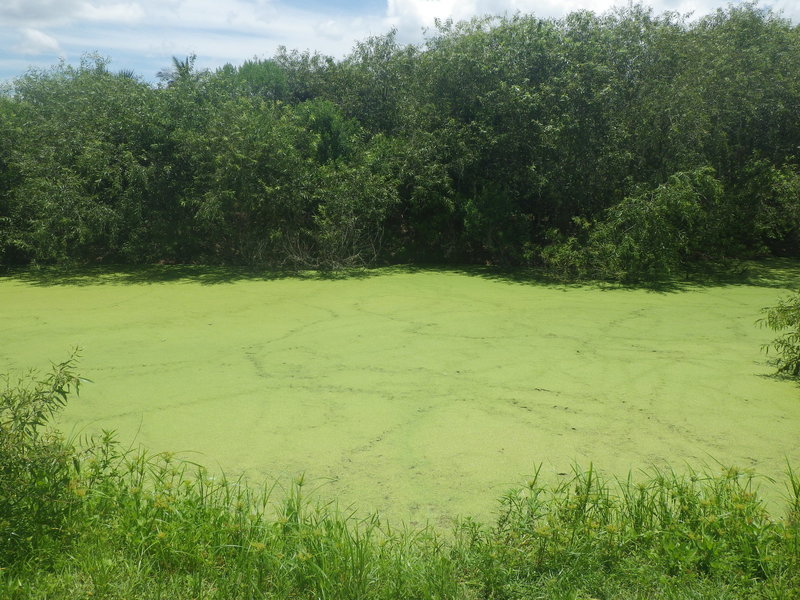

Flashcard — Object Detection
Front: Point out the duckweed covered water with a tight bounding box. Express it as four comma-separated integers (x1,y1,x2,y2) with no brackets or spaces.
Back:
1,264,798,525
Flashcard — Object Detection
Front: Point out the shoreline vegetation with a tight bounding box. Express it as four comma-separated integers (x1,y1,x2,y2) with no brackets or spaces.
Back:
2,4,799,280
2,358,799,599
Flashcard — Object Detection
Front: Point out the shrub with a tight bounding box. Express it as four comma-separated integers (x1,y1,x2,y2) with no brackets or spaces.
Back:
725,160,800,256
460,465,799,598
0,354,82,563
539,168,726,282
539,220,591,279
760,290,800,377
585,167,723,281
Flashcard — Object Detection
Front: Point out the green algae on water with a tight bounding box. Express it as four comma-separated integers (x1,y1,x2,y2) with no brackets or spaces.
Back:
1,264,798,525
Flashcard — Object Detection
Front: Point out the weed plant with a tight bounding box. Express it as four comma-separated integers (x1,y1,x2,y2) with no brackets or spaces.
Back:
760,289,800,377
0,354,82,565
459,465,800,599
1,363,798,599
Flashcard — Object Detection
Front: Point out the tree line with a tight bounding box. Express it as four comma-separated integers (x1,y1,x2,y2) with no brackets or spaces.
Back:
1,3,798,280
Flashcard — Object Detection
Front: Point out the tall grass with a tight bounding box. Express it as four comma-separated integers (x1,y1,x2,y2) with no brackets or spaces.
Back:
2,363,799,599
461,464,800,598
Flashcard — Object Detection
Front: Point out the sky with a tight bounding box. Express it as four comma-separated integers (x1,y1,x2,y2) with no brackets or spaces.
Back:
1,0,798,83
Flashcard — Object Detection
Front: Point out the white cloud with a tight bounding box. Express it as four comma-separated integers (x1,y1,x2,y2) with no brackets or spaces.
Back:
110,1,387,59
0,0,82,26
769,0,800,22
387,0,475,35
314,19,349,41
0,0,146,26
79,2,146,24
13,28,62,55
144,0,277,32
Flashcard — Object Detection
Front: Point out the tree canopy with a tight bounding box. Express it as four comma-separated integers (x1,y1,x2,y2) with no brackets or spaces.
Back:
1,4,798,278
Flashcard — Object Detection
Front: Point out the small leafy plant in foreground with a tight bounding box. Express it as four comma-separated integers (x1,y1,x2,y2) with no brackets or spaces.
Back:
0,353,82,564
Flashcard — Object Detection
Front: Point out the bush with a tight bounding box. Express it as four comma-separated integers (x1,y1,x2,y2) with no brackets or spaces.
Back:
586,167,723,281
539,168,726,282
0,354,82,563
724,160,800,256
760,290,800,377
538,219,592,279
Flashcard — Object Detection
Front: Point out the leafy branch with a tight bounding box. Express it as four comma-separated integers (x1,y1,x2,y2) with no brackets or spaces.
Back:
759,291,800,377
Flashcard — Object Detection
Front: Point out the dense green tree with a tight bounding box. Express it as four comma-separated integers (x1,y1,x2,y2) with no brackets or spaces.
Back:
720,159,800,256
236,58,289,101
0,4,798,276
0,95,22,264
329,30,418,135
3,57,166,264
273,47,335,104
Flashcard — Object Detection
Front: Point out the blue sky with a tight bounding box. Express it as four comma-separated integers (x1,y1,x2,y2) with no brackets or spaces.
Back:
1,0,797,84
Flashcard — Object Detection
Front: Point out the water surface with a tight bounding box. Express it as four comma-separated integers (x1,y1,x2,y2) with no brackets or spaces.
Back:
2,264,798,524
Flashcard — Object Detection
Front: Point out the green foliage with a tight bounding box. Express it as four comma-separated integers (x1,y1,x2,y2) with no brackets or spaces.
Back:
157,54,199,87
584,168,723,281
753,164,800,254
462,465,800,598
312,160,398,268
233,58,289,100
539,222,592,279
333,30,415,135
540,168,725,281
182,96,313,264
181,96,396,267
729,160,800,256
0,354,82,563
4,55,170,265
760,290,800,377
0,96,22,266
1,5,799,274
273,47,334,104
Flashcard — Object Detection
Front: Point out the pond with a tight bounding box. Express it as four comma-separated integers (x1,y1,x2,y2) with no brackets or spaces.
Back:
2,263,798,525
